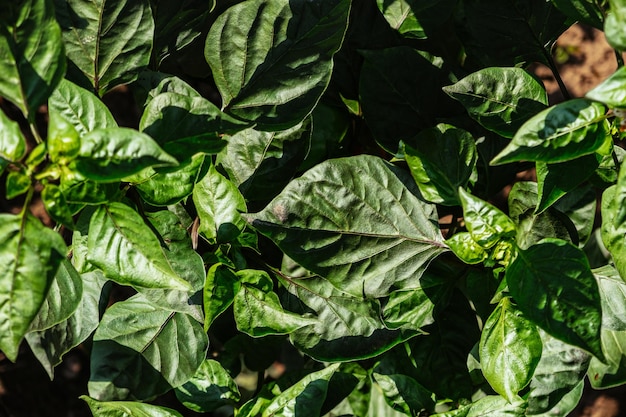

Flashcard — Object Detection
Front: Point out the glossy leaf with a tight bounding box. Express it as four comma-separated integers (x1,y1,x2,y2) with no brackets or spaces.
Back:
247,155,447,298
0,0,65,117
54,0,154,95
601,167,626,281
605,0,626,51
0,108,27,174
527,329,590,415
465,395,527,417
48,79,117,137
140,92,248,161
87,203,191,290
446,232,488,264
588,66,626,109
444,67,548,138
506,239,604,359
72,127,178,182
205,0,351,129
588,328,626,388
405,124,478,205
375,0,455,39
372,372,434,416
0,214,66,361
174,359,240,412
218,121,312,201
594,265,626,331
89,295,208,400
6,169,31,200
491,99,609,165
203,264,240,331
480,297,542,401
134,71,202,108
459,187,516,249
193,163,247,244
26,271,107,379
42,184,75,228
81,395,183,417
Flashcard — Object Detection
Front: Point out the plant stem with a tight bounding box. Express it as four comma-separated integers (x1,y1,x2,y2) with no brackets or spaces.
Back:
29,122,43,144
544,51,572,101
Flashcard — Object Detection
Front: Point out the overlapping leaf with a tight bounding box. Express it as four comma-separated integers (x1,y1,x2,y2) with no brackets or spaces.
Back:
0,108,26,175
174,359,240,412
375,0,455,39
82,396,184,417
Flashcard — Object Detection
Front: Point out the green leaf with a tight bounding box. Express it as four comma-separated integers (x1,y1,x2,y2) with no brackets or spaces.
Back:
458,187,516,249
443,67,548,138
0,0,65,117
506,239,604,359
218,121,312,202
89,295,208,400
140,92,248,162
6,169,31,200
372,372,434,416
404,124,477,205
205,0,351,129
26,270,107,379
247,155,447,298
594,265,626,331
466,395,527,417
72,127,178,182
54,0,154,95
87,203,192,290
446,232,488,264
203,264,239,331
193,163,247,244
281,275,418,361
81,395,184,417
0,214,66,361
359,46,449,153
133,71,202,108
48,79,117,137
59,172,120,208
550,0,604,28
0,108,27,174
527,329,590,415
41,184,75,228
480,297,542,401
604,0,626,51
491,99,609,165
133,154,206,207
174,359,240,412
299,102,350,172
28,259,82,332
587,66,626,107
375,0,455,39
601,167,626,281
588,328,626,388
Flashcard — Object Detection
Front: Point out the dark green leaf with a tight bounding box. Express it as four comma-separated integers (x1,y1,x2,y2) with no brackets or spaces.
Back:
0,0,65,117
174,359,240,412
480,297,542,401
218,120,312,202
81,395,184,417
506,239,604,359
6,170,31,200
89,295,208,400
0,108,27,174
87,203,192,290
205,0,351,129
134,71,202,108
550,0,604,28
193,163,247,244
203,264,240,331
443,67,548,138
42,184,75,228
588,328,626,388
0,214,66,361
54,0,154,95
587,66,626,107
530,380,584,417
247,155,447,298
72,127,178,182
459,187,516,249
372,371,434,416
405,124,477,205
491,99,609,165
376,0,455,39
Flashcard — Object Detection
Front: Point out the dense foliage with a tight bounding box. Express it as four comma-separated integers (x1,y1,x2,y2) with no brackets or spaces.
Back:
2,0,626,415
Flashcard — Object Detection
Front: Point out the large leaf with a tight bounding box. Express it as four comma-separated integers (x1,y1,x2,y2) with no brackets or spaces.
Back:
605,0,626,51
205,0,351,129
81,396,183,417
71,127,178,182
443,67,548,138
405,124,477,205
26,271,107,379
140,92,248,162
491,99,609,165
0,0,65,117
53,0,154,95
586,66,626,107
48,79,117,137
0,214,66,361
174,359,240,413
193,163,247,244
550,0,604,28
506,239,604,359
89,295,208,400
375,0,455,39
247,155,447,298
480,297,542,401
87,203,191,290
588,328,626,388
0,108,27,175
527,329,590,415
466,395,527,417
217,121,312,202
594,265,626,331
601,166,626,281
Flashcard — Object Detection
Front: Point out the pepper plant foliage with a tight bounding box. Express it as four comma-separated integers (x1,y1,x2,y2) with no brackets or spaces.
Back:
3,0,626,415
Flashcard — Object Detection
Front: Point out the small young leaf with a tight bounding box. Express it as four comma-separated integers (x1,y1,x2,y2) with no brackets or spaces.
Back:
72,127,178,182
81,395,184,417
446,232,488,264
6,170,31,200
174,359,240,412
87,203,191,290
42,184,75,228
491,99,609,165
506,239,604,359
458,187,516,249
443,67,548,138
47,111,81,164
0,108,27,174
479,297,542,401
